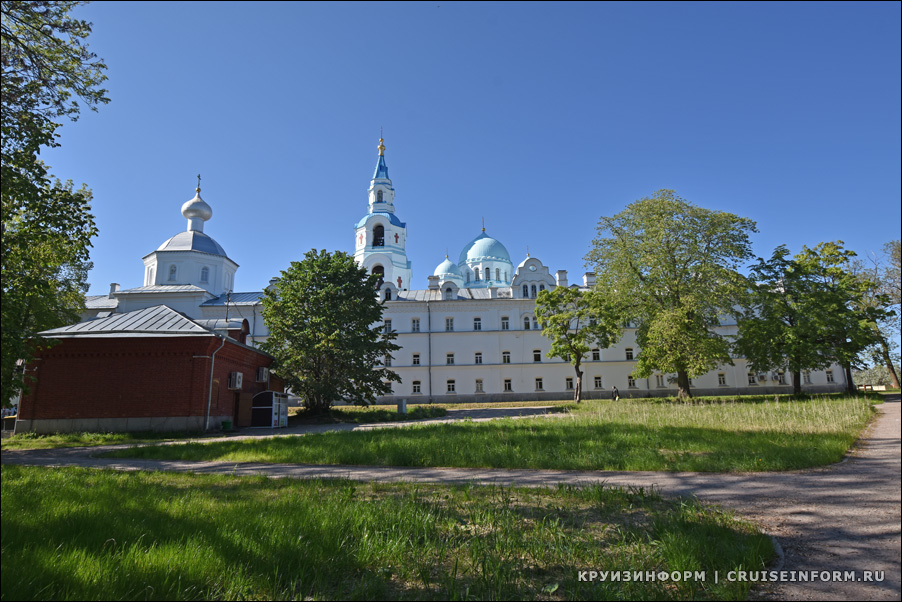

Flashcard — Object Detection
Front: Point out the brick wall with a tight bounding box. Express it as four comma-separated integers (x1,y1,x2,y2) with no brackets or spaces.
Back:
17,335,283,432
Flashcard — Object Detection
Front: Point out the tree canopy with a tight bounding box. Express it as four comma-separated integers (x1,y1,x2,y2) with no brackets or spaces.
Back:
1,1,108,405
535,286,622,403
261,250,401,413
585,190,757,398
736,242,887,394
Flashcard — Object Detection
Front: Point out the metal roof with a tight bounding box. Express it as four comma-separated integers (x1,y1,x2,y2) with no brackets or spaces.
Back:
115,284,211,295
395,288,504,301
39,305,215,338
194,318,247,331
200,291,264,306
156,230,228,256
84,295,119,309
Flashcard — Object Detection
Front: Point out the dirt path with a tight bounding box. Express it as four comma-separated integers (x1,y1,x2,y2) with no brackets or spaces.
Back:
3,400,899,600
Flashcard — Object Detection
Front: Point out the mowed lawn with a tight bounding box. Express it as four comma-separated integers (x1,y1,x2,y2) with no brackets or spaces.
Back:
105,395,878,472
1,466,772,601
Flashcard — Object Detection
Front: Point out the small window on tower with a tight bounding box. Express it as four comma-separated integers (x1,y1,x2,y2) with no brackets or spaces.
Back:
377,190,383,203
168,265,177,281
200,267,209,283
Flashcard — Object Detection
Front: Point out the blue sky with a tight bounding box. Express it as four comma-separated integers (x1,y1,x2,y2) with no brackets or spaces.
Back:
44,1,901,295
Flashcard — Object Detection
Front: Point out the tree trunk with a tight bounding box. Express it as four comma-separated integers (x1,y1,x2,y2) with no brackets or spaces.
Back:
676,370,692,399
792,370,802,396
843,362,856,395
574,364,582,404
878,337,901,389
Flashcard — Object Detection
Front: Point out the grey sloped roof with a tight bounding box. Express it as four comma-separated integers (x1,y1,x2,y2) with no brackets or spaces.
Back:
396,288,499,301
194,318,246,331
156,230,227,256
40,305,214,338
201,291,264,306
116,284,211,295
84,295,119,309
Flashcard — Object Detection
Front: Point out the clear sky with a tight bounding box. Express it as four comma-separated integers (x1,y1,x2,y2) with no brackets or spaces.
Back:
43,1,901,296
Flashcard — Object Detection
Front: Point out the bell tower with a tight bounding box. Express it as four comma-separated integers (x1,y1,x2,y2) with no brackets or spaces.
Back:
353,137,412,290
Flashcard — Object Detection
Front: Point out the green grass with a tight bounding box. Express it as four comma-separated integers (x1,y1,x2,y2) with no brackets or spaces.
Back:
2,465,772,600
105,395,877,472
290,404,448,425
0,430,207,451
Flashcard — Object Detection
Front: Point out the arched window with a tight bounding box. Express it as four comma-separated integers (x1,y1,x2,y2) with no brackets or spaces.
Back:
539,284,545,292
200,267,209,283
376,190,383,203
373,225,384,247
168,265,177,281
530,284,537,298
522,284,529,298
372,265,385,277
523,316,531,330
385,289,392,301
474,268,480,281
445,287,454,300
495,268,500,281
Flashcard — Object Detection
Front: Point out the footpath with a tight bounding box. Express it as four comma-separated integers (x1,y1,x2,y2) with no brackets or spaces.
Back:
3,399,900,601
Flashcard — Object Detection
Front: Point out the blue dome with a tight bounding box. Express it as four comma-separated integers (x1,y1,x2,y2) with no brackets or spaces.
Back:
458,231,512,265
434,257,462,278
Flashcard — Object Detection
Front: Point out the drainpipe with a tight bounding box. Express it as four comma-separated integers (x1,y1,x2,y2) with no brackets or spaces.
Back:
426,300,433,402
205,334,227,431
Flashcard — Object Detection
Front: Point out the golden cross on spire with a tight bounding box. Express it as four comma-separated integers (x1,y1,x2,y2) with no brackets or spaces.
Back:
378,128,385,156
482,217,485,232
196,173,201,193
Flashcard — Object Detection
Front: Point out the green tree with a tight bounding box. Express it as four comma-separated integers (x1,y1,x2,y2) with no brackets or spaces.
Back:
736,242,885,395
586,190,757,398
535,287,622,403
261,250,401,413
1,1,108,405
735,246,834,395
850,242,900,389
796,242,884,394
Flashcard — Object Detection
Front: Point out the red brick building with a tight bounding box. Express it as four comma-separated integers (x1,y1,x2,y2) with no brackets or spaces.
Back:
15,305,283,434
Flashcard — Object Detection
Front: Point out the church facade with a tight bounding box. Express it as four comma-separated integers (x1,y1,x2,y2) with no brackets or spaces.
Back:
82,139,847,403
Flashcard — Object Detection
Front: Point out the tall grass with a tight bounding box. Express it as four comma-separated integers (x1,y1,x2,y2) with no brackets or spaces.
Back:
108,396,876,472
2,466,771,600
1,430,207,451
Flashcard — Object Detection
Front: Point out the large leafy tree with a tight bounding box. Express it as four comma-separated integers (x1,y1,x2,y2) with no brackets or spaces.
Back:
1,1,108,405
735,246,835,395
535,287,622,403
850,241,900,389
736,242,885,395
261,250,401,413
586,190,757,398
796,242,885,394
